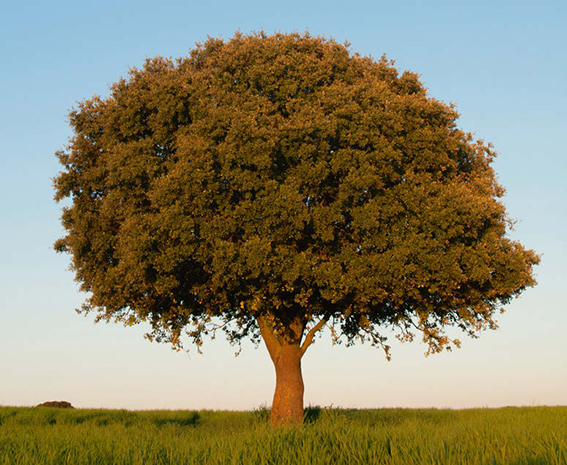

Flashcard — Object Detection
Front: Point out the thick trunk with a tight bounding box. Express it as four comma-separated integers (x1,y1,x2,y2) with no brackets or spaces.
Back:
258,316,306,426
271,341,304,425
258,314,329,426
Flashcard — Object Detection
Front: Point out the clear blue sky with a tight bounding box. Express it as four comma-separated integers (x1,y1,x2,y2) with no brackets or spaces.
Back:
1,0,565,410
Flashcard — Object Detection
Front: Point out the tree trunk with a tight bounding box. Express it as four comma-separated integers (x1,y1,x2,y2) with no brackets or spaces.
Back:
257,316,306,426
271,341,304,425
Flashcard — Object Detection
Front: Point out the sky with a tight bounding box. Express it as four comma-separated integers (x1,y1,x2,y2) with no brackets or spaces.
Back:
1,0,565,410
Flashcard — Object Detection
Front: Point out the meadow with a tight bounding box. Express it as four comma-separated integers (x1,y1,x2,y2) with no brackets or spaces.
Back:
0,405,565,464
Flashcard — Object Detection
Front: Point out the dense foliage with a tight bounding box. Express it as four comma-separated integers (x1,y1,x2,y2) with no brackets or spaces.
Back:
54,31,538,355
54,32,539,423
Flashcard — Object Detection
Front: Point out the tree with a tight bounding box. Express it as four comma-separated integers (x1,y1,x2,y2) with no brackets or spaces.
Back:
54,31,539,425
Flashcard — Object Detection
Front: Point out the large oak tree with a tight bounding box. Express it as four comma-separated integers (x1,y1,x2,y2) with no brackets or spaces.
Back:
54,32,539,425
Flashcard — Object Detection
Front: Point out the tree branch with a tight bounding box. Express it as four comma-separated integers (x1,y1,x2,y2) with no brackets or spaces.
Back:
359,324,392,361
257,316,282,364
300,314,330,358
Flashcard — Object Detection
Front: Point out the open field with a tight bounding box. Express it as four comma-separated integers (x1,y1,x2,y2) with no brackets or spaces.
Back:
0,406,565,464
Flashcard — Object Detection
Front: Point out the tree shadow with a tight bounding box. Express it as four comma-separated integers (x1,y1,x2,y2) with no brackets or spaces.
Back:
304,405,322,424
153,412,200,427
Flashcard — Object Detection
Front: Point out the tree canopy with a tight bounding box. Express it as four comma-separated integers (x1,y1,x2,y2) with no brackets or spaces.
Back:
54,31,539,424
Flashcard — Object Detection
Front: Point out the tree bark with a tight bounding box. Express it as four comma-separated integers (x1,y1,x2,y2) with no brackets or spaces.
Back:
258,314,331,425
271,340,304,425
258,316,305,426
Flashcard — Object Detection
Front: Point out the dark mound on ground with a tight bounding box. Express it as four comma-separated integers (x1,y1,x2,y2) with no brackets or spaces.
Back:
36,401,74,409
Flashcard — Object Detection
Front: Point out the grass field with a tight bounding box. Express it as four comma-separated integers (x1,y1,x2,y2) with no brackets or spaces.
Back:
0,405,565,464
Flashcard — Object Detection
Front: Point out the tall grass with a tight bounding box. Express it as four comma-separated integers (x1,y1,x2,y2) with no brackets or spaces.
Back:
1,406,565,463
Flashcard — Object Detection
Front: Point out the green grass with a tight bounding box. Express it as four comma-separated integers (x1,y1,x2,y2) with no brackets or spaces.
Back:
0,405,565,464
